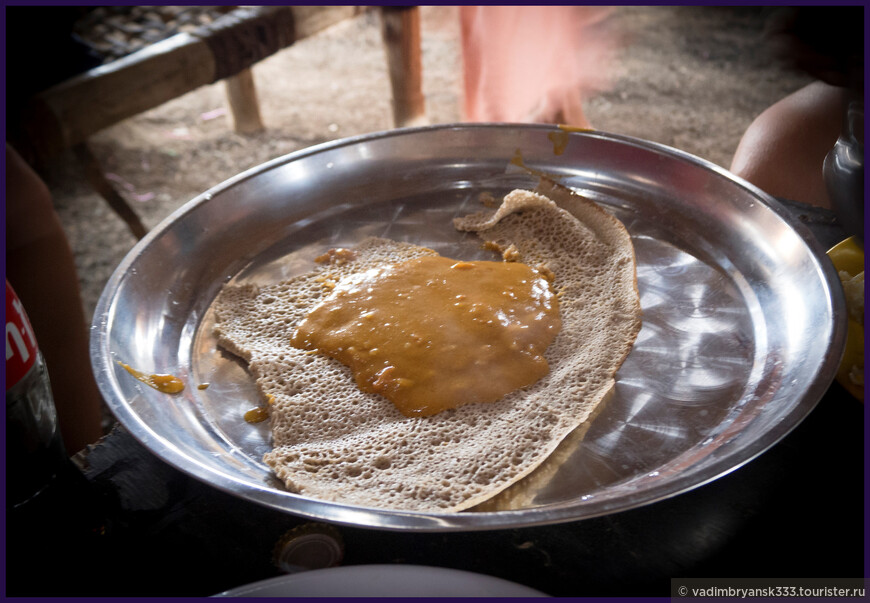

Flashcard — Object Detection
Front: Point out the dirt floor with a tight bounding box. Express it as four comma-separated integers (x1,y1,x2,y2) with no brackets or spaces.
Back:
41,5,813,322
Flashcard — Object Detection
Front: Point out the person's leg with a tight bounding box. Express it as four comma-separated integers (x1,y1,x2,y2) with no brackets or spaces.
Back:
6,144,105,453
730,81,846,208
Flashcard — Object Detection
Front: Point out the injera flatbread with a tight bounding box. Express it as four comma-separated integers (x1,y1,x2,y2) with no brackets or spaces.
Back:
212,178,641,512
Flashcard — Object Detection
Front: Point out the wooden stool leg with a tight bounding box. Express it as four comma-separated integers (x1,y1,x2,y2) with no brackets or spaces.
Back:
224,67,265,134
72,143,148,240
380,6,427,128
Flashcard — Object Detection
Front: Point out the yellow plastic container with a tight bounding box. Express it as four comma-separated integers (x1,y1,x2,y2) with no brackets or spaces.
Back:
827,236,864,401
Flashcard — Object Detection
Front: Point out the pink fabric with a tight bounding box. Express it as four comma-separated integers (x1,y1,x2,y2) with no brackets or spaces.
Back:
460,6,622,127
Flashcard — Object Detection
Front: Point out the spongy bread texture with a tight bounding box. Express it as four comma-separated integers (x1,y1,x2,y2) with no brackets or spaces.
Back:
212,178,641,512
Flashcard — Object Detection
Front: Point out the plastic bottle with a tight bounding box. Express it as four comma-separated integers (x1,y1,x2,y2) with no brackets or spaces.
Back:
6,280,112,595
5,279,69,507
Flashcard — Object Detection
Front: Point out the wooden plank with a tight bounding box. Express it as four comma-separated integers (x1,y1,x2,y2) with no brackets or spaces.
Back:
292,5,364,39
24,33,214,160
72,143,148,239
224,68,264,134
380,6,427,128
20,6,359,158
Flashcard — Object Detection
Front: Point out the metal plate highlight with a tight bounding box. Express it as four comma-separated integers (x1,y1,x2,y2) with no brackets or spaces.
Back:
90,125,846,531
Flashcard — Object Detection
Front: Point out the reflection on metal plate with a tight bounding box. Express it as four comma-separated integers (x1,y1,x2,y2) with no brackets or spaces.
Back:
91,125,846,531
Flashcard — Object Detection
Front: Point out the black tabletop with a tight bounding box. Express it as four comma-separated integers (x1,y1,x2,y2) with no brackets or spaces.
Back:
5,199,864,598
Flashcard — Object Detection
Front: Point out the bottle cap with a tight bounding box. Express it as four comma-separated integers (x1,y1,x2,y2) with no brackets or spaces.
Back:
272,522,345,573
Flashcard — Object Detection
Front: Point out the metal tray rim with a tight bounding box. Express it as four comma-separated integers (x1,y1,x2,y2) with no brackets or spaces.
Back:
90,123,847,532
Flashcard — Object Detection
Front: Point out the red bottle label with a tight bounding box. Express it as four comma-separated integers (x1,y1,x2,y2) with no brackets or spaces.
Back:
6,281,39,391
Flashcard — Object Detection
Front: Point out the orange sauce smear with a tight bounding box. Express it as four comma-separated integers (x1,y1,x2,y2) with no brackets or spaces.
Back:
291,256,561,417
117,362,184,394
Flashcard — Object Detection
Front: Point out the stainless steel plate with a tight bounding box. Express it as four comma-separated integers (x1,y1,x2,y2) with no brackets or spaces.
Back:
91,124,846,531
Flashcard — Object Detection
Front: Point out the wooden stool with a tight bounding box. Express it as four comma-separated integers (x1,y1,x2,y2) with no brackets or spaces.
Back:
15,6,426,239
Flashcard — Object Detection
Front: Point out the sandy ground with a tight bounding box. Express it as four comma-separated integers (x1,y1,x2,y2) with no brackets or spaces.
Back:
40,6,812,322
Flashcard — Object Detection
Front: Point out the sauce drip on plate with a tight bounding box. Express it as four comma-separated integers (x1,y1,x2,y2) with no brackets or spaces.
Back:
244,407,270,423
117,361,184,394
